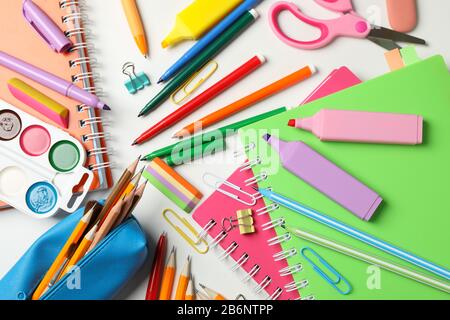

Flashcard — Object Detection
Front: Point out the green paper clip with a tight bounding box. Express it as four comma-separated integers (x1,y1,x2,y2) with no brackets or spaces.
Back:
301,247,352,295
123,62,150,94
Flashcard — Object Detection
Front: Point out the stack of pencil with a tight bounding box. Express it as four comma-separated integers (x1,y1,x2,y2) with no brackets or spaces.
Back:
31,157,148,300
145,237,195,300
144,237,228,301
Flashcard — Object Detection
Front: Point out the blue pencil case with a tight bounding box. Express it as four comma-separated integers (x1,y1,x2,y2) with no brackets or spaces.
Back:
0,202,148,300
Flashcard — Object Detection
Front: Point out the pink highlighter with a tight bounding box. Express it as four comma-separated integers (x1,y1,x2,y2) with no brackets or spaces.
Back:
288,109,423,145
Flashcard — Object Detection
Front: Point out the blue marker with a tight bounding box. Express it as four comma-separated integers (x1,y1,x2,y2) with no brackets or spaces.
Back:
257,188,450,281
158,0,261,83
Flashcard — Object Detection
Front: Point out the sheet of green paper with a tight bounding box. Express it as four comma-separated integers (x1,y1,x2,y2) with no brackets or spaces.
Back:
239,55,450,299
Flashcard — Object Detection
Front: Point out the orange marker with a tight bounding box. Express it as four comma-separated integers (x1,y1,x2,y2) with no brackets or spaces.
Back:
185,280,195,300
159,247,176,300
174,256,191,300
199,283,226,300
174,65,316,137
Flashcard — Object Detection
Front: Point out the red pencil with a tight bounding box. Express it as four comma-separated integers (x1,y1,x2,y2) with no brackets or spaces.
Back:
145,232,167,300
132,55,266,145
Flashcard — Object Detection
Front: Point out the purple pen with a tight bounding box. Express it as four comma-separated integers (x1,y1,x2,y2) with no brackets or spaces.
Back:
23,0,73,53
263,134,382,221
0,51,110,111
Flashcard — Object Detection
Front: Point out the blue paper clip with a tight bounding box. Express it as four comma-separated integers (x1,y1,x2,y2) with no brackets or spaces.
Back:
122,62,150,94
301,247,352,295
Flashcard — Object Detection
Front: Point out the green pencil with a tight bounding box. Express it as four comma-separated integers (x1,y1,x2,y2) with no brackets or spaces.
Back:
141,107,287,161
138,10,259,117
165,139,226,167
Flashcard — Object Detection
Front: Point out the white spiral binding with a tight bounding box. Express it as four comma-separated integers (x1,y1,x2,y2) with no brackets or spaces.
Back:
254,276,271,294
273,248,297,262
230,253,249,272
267,287,283,300
279,264,303,277
238,143,312,298
218,242,239,261
285,280,309,292
242,265,260,283
59,0,111,189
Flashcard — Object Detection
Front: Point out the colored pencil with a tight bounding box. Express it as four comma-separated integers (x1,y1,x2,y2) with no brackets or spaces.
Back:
137,10,259,117
122,181,147,221
145,232,167,300
159,247,176,300
158,0,261,83
59,224,98,278
88,196,126,252
175,65,316,137
95,157,140,226
140,107,287,157
134,55,265,144
185,280,195,300
121,0,149,57
32,208,94,300
112,188,136,229
175,256,191,300
199,284,226,300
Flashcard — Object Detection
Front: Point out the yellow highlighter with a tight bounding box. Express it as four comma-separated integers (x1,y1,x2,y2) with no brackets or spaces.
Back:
162,0,243,48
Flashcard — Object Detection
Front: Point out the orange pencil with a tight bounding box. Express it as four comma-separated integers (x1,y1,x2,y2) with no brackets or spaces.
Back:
32,208,94,300
59,224,98,278
174,256,191,300
88,197,126,252
185,280,195,300
174,65,316,138
96,157,140,226
159,247,176,300
199,283,226,300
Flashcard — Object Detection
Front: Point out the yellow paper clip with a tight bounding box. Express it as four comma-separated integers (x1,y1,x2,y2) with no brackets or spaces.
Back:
163,208,209,254
170,60,218,105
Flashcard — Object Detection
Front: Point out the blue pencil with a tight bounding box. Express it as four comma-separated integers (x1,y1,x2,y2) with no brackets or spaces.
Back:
158,0,261,83
257,188,450,281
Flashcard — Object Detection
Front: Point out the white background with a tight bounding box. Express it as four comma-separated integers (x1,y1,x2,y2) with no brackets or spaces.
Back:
1,0,449,300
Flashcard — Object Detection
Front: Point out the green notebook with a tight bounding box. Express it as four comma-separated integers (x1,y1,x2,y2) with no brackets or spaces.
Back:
239,55,450,299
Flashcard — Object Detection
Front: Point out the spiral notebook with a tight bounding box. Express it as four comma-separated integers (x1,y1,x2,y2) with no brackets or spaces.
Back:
238,54,450,299
192,67,361,300
0,0,113,209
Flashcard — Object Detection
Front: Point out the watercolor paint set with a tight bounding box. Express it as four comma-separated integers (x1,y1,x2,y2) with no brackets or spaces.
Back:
0,99,94,218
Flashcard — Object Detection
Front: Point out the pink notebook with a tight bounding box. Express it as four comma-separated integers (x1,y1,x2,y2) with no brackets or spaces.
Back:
192,67,361,300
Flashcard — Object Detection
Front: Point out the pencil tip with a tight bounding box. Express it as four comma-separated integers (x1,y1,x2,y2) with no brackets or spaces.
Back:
132,140,138,146
103,104,111,111
199,283,205,289
157,78,163,84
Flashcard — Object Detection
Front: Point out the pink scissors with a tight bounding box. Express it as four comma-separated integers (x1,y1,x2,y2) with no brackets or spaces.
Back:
269,0,426,50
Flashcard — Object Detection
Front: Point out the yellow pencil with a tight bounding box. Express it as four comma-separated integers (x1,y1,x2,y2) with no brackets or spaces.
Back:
121,0,149,57
59,224,98,278
185,280,195,300
175,256,191,300
159,247,176,300
199,283,226,300
32,208,94,300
